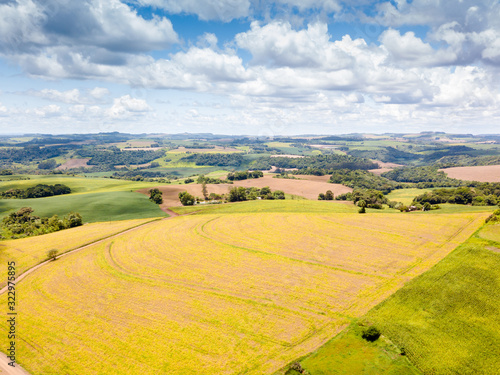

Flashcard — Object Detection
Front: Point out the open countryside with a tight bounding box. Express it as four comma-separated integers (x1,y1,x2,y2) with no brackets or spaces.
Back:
0,131,500,375
0,205,488,374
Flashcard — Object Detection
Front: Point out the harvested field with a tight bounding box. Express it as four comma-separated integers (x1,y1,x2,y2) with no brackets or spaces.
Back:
4,211,487,375
138,174,351,206
440,165,500,182
56,158,90,170
0,218,158,289
368,167,393,175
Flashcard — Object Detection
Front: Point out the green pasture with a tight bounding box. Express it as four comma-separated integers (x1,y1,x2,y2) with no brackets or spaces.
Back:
0,191,167,223
362,222,500,374
296,323,421,375
386,188,433,205
0,175,158,194
171,199,358,215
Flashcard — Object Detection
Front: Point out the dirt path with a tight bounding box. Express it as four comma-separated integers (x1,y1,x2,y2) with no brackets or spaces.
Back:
0,354,30,375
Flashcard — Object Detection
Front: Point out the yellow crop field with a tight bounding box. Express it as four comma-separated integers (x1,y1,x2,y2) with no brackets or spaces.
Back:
2,211,488,375
0,218,158,288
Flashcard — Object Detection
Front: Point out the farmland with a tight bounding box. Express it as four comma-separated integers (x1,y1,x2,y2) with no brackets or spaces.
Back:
0,218,160,289
0,176,167,223
138,174,351,207
360,220,500,374
1,208,488,375
440,165,500,182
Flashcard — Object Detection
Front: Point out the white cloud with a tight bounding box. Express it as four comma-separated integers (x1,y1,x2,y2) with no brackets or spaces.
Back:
236,22,351,69
27,104,61,117
0,0,178,75
136,0,250,22
0,103,8,116
106,95,152,118
89,87,110,100
380,29,456,66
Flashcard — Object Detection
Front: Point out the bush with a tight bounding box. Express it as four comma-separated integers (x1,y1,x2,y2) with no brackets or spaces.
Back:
179,191,195,206
362,326,381,342
149,188,163,204
47,249,58,261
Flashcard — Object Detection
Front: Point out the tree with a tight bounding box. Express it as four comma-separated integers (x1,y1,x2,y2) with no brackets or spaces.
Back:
38,159,58,170
179,191,195,206
149,188,163,204
64,212,83,228
325,190,334,200
47,249,58,261
318,193,325,200
362,326,381,342
228,187,247,202
201,182,208,200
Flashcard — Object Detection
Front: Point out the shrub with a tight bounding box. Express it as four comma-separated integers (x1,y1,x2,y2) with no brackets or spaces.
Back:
178,191,195,206
47,249,58,261
362,326,381,342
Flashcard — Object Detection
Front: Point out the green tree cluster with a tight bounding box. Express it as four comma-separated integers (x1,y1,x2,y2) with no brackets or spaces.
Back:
227,170,263,181
318,190,334,200
149,188,163,204
413,187,498,206
336,189,389,209
227,186,285,202
329,169,400,194
180,153,244,166
1,207,82,239
178,191,195,206
0,184,71,199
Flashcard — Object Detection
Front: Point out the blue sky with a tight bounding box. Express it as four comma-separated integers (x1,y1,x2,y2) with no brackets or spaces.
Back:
0,0,499,135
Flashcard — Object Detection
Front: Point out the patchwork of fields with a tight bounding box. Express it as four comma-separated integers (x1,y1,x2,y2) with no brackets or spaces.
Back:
2,209,488,375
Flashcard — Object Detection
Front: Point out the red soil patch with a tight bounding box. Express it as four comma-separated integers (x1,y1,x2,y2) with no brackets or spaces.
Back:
440,165,500,182
56,158,90,170
137,174,352,207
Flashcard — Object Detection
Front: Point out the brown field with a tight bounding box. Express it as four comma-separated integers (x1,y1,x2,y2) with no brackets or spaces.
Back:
5,211,488,375
56,158,90,170
270,154,304,158
138,174,351,207
368,167,393,175
440,165,500,182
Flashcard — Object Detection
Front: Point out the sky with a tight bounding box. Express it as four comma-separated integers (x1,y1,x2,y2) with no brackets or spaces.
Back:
0,0,499,136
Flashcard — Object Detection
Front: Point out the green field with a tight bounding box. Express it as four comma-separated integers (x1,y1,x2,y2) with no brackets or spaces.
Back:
293,323,421,375
386,188,432,205
0,191,167,223
170,199,359,215
0,175,158,194
361,221,500,374
0,175,167,223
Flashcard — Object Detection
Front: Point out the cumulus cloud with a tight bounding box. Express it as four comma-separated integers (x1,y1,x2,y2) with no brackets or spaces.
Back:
236,22,351,68
371,0,500,66
380,29,456,67
27,104,61,117
22,87,112,104
106,95,152,118
0,0,178,77
135,0,250,22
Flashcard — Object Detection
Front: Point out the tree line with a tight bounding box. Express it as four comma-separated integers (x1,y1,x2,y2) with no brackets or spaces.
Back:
1,207,82,239
0,184,71,199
